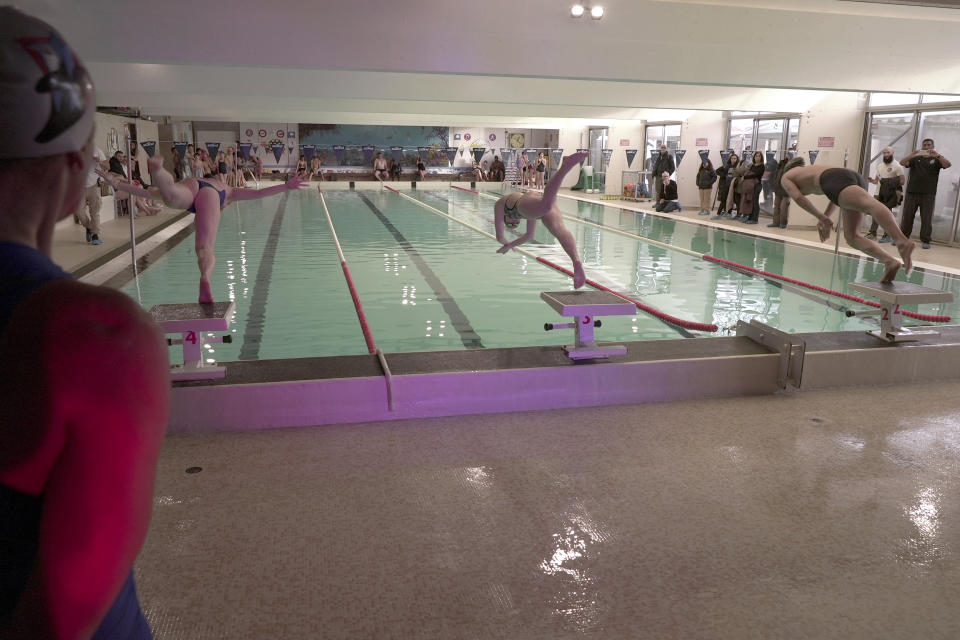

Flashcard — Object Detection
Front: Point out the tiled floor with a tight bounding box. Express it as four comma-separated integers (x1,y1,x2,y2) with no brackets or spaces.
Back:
138,381,960,639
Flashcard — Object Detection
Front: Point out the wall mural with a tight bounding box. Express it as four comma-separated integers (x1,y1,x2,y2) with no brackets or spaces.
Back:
300,124,450,166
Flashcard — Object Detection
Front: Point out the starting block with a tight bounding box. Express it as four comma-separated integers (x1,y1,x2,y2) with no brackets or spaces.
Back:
150,302,235,380
848,281,953,343
541,290,635,360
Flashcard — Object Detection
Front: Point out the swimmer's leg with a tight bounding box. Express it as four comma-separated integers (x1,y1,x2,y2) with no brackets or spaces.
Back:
840,208,901,283
148,155,198,210
193,187,222,303
493,196,509,245
519,152,588,217
542,209,585,288
838,186,914,274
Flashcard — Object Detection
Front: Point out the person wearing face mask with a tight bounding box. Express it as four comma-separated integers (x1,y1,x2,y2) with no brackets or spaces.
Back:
866,146,905,242
898,138,952,249
695,157,717,215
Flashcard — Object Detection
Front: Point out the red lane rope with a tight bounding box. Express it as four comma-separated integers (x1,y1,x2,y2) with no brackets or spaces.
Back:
535,256,719,332
383,184,399,194
703,255,951,323
451,185,479,194
340,261,377,354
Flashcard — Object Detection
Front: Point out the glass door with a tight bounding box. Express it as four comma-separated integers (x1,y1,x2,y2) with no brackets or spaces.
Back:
588,127,609,192
862,112,916,202
643,123,682,194
916,111,960,243
756,119,784,213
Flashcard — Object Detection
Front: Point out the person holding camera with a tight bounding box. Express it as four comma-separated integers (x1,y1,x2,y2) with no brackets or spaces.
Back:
899,138,952,249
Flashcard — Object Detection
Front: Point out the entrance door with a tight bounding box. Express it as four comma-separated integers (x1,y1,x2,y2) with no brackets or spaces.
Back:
589,127,609,191
916,110,960,243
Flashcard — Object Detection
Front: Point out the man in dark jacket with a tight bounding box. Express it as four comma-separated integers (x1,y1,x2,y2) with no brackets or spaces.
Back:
768,157,791,228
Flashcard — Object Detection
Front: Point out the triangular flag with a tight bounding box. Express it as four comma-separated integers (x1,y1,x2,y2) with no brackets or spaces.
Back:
140,140,156,157
698,149,709,163
675,150,686,168
173,142,188,159
625,149,638,167
650,150,661,167
332,145,345,165
526,149,537,165
271,143,284,164
390,146,403,164
238,142,252,161
550,148,563,167
471,148,484,163
766,150,777,163
577,148,589,165
601,149,613,166
720,150,731,166
445,147,457,165
301,145,316,162
362,146,375,164
809,150,819,165
418,146,431,161
205,142,220,161
787,149,798,159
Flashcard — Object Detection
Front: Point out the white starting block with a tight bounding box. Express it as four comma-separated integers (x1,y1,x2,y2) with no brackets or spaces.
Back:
541,290,636,360
150,302,235,380
848,281,953,343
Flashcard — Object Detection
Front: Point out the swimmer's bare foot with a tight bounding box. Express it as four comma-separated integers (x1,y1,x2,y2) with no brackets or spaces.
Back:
573,262,585,289
896,240,915,274
561,152,589,171
880,258,902,284
199,279,214,304
817,217,833,242
147,155,163,174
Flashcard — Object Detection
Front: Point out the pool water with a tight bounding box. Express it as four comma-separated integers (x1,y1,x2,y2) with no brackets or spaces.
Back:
121,188,960,362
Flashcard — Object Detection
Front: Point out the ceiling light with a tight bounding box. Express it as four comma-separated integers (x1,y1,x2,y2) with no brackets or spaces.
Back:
571,4,585,17
591,5,604,18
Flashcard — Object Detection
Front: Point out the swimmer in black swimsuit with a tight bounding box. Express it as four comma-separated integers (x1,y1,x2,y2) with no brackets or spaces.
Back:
493,152,589,288
780,158,914,283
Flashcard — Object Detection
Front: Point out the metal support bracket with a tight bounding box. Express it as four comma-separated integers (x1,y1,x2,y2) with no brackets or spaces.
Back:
736,319,806,389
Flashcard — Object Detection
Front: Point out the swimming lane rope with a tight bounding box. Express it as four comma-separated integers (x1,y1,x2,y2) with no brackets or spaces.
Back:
318,188,378,353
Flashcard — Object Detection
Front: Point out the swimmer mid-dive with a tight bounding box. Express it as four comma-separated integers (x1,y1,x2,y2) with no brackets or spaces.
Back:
493,151,588,288
780,158,914,283
98,156,306,303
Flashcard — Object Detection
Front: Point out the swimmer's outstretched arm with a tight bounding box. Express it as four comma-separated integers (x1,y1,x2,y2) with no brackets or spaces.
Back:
781,174,831,224
228,174,307,202
497,220,536,254
94,168,158,200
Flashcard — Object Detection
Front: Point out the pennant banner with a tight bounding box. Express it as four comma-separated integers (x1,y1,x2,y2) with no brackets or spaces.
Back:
173,142,188,160
698,149,710,163
332,145,345,165
601,148,613,166
766,150,777,164
418,146,431,161
809,150,819,165
720,150,731,166
238,142,252,161
577,148,589,165
650,150,660,168
205,142,220,161
625,149,638,167
301,144,316,162
271,143,284,164
550,148,563,167
526,149,537,165
362,145,376,164
471,147,485,164
787,149,798,159
139,141,156,157
675,149,686,168
390,146,403,164
445,147,458,165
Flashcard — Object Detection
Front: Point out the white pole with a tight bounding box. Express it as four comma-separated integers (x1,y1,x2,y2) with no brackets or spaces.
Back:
125,123,142,302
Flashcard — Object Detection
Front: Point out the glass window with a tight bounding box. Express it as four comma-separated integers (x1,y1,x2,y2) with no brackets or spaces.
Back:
869,92,920,108
863,113,915,198
727,118,753,156
644,123,682,192
917,110,960,243
922,94,960,104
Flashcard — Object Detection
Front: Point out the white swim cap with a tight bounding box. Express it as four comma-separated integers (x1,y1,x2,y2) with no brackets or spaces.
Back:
0,6,95,159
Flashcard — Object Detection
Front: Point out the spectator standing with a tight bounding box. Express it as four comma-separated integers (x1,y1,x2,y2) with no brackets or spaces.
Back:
899,138,951,249
695,157,717,215
74,146,108,244
652,144,675,200
713,153,739,218
867,146,904,241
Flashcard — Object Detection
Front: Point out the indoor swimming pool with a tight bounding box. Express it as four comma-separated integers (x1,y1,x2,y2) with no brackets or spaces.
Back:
120,187,960,363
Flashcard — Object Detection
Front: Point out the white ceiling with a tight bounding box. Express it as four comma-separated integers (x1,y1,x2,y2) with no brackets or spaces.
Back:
20,0,960,126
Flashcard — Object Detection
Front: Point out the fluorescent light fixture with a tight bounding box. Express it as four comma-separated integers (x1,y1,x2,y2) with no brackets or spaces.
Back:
571,4,585,17
591,5,604,18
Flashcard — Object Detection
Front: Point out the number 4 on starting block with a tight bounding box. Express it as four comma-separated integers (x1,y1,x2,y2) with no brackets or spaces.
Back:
150,302,236,380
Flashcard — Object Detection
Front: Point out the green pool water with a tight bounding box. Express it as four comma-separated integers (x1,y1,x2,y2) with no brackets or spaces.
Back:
120,188,960,362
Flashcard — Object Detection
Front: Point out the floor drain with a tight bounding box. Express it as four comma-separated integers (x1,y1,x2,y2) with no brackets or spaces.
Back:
185,466,203,474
